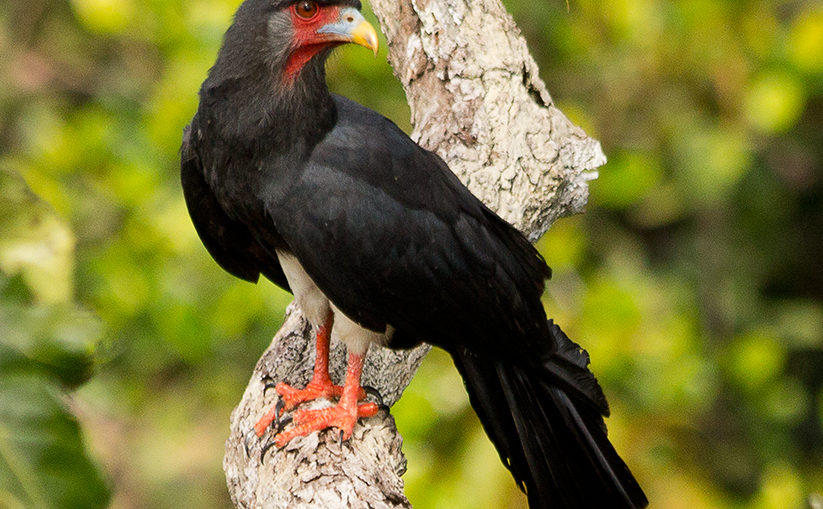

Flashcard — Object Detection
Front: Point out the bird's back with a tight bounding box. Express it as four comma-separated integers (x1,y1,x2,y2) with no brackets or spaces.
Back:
266,95,554,356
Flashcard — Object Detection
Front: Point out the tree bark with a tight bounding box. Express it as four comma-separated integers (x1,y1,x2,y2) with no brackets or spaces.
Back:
223,0,606,507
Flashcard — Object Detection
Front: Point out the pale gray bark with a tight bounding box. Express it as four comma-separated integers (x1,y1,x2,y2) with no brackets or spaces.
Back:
224,305,418,509
371,0,604,241
223,0,606,507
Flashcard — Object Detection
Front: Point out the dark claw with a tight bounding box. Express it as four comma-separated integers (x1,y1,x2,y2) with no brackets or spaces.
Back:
259,414,294,463
276,413,293,433
274,398,286,426
337,429,344,450
243,430,257,457
362,385,383,405
362,385,388,411
263,380,278,396
260,440,277,464
261,374,279,396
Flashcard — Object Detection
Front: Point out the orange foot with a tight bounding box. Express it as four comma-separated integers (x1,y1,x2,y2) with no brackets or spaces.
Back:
253,380,368,437
274,400,379,447
275,380,366,410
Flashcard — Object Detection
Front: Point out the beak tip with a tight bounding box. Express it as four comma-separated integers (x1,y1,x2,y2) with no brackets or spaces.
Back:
351,19,379,57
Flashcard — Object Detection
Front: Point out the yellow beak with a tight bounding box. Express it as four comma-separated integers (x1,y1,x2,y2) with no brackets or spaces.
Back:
349,19,379,56
317,7,379,56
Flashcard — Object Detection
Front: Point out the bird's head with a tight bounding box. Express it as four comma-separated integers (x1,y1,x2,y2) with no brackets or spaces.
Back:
212,0,378,85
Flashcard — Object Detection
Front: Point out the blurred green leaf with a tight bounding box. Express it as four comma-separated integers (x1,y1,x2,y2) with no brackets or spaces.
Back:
591,150,662,209
774,300,823,348
0,373,109,509
0,300,100,389
0,169,109,508
674,123,752,203
760,378,808,424
724,331,785,393
788,8,823,73
0,169,75,304
535,216,585,270
752,463,805,509
0,305,107,509
744,71,807,134
69,0,136,34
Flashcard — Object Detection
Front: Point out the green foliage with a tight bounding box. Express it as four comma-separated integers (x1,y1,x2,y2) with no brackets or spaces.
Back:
0,371,108,509
513,0,823,505
1,0,822,507
0,171,109,509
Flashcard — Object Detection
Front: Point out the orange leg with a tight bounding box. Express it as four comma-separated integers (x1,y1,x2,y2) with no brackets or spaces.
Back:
253,316,365,437
274,351,378,447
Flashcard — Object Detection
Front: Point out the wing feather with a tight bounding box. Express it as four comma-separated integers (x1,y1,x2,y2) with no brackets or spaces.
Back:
181,125,288,289
264,96,551,354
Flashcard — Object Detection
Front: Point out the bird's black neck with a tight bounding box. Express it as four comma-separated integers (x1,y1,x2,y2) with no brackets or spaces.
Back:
193,54,338,223
198,54,336,156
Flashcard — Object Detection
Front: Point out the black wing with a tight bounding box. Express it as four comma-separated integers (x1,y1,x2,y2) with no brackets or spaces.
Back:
181,125,288,290
265,96,551,355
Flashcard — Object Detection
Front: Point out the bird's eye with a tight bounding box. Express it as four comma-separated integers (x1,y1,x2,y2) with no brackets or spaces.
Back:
294,0,319,19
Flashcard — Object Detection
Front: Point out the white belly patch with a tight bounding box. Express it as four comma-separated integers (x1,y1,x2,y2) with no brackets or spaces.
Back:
275,250,389,355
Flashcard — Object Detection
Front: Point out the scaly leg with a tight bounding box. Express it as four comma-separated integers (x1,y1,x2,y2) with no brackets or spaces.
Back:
253,315,364,437
274,351,379,447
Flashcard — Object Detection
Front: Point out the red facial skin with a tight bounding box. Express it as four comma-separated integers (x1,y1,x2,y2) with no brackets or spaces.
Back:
284,4,343,80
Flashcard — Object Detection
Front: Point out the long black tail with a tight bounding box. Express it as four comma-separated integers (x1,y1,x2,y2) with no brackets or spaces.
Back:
450,320,648,509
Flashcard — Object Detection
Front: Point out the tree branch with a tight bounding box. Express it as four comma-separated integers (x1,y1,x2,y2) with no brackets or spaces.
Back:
223,0,606,506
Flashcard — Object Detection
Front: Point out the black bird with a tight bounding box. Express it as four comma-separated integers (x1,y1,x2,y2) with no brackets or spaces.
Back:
181,0,648,507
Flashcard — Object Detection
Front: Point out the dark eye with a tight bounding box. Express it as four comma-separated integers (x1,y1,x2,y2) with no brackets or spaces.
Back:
294,0,318,19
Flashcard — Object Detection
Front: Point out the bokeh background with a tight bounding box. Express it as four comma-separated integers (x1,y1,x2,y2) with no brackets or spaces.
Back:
1,0,822,507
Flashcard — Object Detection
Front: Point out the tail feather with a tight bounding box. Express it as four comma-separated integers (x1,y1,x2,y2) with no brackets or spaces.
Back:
451,321,648,509
542,319,610,418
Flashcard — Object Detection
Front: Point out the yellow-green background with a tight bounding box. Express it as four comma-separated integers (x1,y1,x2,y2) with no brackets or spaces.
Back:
1,0,822,507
